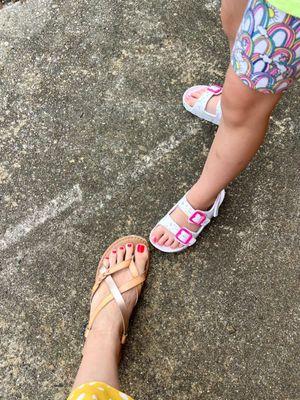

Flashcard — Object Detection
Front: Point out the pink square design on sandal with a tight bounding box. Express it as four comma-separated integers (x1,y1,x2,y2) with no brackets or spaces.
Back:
188,211,206,226
207,85,222,95
175,227,193,245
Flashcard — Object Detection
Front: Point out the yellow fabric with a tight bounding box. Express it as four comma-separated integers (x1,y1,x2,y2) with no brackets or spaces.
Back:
67,381,134,400
268,0,300,17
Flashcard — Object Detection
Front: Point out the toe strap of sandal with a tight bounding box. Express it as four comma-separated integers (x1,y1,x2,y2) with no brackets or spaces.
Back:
158,214,197,246
192,85,222,115
85,258,147,344
91,259,132,300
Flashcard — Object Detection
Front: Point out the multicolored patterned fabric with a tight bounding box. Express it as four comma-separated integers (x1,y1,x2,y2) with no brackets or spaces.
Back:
67,381,134,400
231,0,300,93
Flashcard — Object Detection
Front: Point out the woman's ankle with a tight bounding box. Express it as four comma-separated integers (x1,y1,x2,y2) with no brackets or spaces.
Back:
83,329,122,355
73,331,121,390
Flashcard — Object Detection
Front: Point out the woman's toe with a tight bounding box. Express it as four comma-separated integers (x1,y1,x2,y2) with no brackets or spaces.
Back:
134,243,149,273
125,242,134,259
103,257,110,269
117,245,126,263
109,248,117,266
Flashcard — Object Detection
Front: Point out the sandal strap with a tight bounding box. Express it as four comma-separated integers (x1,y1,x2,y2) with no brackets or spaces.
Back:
177,195,210,229
157,214,197,246
191,85,222,124
216,98,222,121
157,194,212,246
105,275,128,336
91,259,131,299
85,272,147,339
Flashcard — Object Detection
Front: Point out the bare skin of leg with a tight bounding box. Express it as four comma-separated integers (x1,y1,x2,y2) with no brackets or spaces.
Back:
152,0,252,250
184,0,249,116
153,66,281,249
72,242,149,390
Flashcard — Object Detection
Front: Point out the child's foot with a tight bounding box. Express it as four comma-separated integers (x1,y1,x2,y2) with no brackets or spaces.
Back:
182,84,223,125
86,239,149,340
150,189,225,253
184,87,221,113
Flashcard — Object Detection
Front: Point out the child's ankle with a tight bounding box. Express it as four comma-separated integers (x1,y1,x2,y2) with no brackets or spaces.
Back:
187,187,217,211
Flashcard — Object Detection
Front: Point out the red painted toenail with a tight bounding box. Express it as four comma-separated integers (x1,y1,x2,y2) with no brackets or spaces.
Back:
112,250,117,253
137,244,145,253
120,246,125,250
127,243,132,247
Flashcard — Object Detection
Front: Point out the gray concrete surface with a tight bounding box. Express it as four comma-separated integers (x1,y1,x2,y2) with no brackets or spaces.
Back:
0,0,299,399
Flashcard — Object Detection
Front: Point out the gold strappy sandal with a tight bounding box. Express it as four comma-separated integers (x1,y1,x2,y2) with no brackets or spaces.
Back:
84,235,150,345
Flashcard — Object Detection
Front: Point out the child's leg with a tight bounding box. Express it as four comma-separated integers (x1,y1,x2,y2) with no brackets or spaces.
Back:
152,0,300,250
221,0,249,49
187,0,249,115
187,65,282,209
153,66,281,249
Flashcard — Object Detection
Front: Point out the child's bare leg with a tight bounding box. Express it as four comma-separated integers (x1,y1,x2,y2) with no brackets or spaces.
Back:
187,66,282,208
151,0,299,251
186,0,248,114
152,66,281,249
221,0,248,49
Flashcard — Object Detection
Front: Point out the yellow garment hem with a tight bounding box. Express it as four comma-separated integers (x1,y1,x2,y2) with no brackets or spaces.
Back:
67,381,134,400
268,0,300,17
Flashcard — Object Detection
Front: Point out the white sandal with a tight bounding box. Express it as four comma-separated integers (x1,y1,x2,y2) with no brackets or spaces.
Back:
182,84,223,125
149,189,225,253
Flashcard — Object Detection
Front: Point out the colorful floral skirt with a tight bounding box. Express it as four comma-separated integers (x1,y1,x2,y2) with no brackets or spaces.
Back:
231,0,300,93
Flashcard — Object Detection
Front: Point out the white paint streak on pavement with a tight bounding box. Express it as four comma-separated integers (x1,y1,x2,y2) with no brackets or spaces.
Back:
117,127,198,186
0,184,82,251
1,128,198,252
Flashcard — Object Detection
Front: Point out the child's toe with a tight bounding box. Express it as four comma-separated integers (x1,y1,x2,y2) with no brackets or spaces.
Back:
170,241,180,250
151,226,165,243
164,236,174,247
158,233,169,246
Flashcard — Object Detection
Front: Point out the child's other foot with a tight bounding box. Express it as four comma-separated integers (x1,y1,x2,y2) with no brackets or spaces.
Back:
184,87,221,114
182,84,223,125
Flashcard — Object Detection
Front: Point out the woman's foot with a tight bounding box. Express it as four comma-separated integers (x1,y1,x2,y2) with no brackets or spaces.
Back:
88,242,149,337
73,239,149,390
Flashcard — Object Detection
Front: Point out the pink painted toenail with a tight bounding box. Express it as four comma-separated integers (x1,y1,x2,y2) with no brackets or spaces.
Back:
152,236,157,243
137,244,145,253
112,250,117,254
